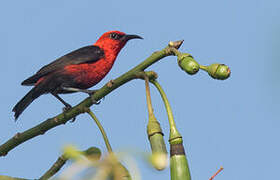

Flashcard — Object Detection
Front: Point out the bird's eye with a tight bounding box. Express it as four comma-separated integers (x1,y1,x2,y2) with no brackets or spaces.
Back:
110,33,121,40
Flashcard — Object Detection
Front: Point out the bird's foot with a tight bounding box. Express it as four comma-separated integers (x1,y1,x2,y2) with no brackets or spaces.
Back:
86,90,101,105
62,104,72,112
62,104,76,123
90,96,101,105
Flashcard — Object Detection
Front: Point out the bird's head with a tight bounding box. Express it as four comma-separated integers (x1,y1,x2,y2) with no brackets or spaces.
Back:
94,31,143,55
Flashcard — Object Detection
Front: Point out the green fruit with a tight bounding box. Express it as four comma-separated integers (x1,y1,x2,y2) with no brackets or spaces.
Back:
207,63,231,80
147,114,168,170
178,54,199,75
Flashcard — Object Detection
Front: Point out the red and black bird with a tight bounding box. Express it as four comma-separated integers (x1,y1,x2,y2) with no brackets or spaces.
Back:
13,31,142,120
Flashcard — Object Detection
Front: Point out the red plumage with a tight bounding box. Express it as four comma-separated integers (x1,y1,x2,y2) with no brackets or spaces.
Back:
13,31,142,120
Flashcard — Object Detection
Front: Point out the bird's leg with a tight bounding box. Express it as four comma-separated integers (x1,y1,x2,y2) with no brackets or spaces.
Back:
51,93,76,122
52,93,71,108
61,87,100,104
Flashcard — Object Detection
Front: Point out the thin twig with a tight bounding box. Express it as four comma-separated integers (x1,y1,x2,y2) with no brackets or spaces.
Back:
87,109,113,153
209,167,224,180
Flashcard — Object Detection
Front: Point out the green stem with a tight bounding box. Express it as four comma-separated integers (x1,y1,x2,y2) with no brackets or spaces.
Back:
87,109,113,153
144,74,154,116
150,80,182,143
199,65,208,71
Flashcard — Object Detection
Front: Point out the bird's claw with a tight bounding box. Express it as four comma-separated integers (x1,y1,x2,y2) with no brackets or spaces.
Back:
87,90,101,105
90,96,101,105
62,104,76,123
70,117,76,123
94,100,101,105
63,104,72,112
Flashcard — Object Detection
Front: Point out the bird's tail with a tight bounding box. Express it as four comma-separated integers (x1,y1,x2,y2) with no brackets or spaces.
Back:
13,85,44,120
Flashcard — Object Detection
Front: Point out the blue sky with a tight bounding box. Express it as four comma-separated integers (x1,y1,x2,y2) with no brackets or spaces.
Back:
0,0,279,179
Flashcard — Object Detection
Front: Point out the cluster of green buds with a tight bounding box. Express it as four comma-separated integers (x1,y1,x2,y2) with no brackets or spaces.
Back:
177,52,230,80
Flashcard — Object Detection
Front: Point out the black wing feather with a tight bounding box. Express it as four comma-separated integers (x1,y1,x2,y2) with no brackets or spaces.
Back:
21,45,104,86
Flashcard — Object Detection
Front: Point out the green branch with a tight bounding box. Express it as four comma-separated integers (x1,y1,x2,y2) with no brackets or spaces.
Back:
39,147,101,180
0,40,183,157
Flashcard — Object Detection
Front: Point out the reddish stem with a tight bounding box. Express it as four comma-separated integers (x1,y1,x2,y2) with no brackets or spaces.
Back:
209,167,224,180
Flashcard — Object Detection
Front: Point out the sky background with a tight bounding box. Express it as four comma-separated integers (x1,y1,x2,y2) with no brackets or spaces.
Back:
0,0,279,179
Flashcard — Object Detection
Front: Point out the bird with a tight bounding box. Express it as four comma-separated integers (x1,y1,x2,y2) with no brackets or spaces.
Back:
12,31,142,120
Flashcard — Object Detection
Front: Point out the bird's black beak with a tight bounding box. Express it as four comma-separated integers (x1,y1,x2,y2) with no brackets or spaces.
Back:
122,34,143,41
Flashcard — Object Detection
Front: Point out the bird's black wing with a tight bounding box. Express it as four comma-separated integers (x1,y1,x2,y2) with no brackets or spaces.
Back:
21,45,104,86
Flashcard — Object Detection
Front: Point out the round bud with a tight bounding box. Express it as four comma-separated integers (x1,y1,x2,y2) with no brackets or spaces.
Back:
207,63,231,80
178,54,200,75
84,147,102,161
